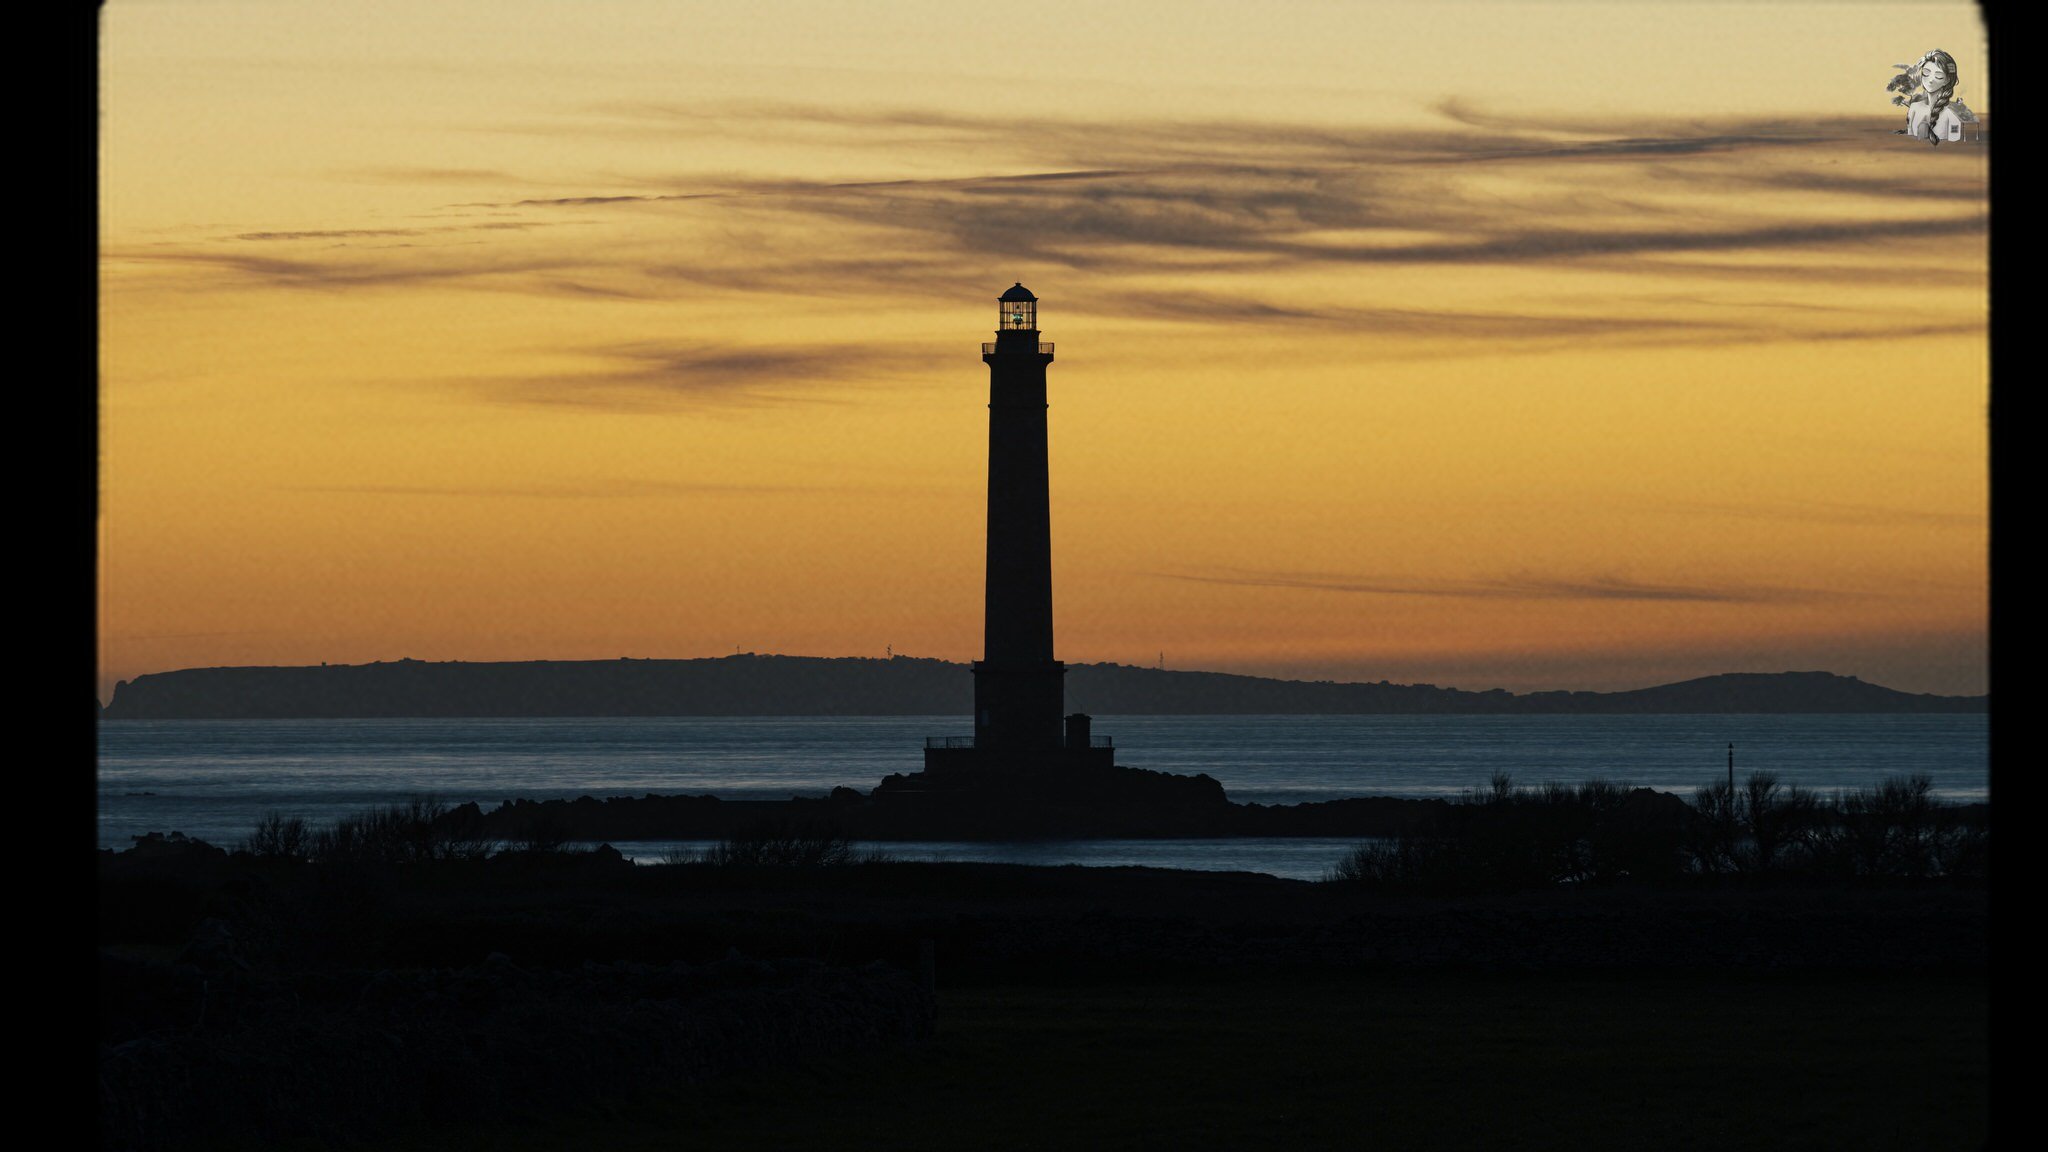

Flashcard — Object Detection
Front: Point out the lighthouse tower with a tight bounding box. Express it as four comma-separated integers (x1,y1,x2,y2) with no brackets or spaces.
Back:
925,285,1111,771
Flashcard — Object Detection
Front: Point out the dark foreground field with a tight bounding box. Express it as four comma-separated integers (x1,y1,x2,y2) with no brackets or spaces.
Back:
358,970,1986,1152
103,835,1988,1151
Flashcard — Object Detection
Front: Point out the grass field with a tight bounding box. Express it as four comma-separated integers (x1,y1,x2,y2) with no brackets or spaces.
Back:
362,970,1987,1151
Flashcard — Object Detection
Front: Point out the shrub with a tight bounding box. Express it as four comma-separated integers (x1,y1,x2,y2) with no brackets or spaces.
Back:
1797,774,1983,880
696,821,862,868
1740,772,1826,873
1333,771,1984,891
306,798,495,866
657,842,702,867
241,812,311,860
1685,772,1985,880
1331,773,1667,892
515,816,571,855
1685,779,1740,874
1324,838,1455,889
1934,818,1988,879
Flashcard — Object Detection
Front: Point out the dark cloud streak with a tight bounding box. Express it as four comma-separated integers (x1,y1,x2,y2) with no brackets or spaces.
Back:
281,479,829,498
1159,568,1822,604
455,341,944,411
1667,499,1985,528
121,99,1985,367
229,222,556,242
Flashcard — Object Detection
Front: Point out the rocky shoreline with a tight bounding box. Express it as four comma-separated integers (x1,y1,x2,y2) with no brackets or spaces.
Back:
448,764,1987,845
463,763,1513,841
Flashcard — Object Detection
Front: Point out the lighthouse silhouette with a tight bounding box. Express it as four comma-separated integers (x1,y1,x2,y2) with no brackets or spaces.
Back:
925,284,1113,771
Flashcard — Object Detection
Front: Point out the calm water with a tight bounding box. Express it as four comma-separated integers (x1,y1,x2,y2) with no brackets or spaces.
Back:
581,839,1383,882
96,714,1988,875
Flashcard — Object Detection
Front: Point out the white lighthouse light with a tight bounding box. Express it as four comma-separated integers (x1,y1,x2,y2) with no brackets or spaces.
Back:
997,282,1037,331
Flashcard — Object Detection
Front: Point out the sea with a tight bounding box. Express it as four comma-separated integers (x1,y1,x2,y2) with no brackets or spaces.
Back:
96,714,1989,880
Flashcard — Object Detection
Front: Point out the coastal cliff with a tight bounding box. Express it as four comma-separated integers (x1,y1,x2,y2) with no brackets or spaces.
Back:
101,656,1986,719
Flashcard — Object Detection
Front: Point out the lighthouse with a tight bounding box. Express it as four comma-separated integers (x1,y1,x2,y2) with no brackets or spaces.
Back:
925,284,1112,771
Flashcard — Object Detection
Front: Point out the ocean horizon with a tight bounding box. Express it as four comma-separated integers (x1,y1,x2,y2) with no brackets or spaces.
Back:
96,713,1989,874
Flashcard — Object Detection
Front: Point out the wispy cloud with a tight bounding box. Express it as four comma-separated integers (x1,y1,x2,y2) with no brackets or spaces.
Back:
1158,567,1821,604
340,166,530,185
227,222,557,242
1668,498,1986,528
280,478,827,498
452,193,724,208
108,99,1985,369
464,102,1980,295
100,630,266,642
455,341,943,410
104,246,595,292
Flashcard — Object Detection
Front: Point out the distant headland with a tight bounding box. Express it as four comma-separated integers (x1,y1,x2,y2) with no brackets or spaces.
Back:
98,656,1986,719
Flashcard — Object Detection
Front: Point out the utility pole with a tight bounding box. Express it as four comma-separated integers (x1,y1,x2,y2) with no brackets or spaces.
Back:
1728,742,1735,795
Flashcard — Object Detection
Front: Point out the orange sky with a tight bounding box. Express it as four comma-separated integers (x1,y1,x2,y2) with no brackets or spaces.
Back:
98,1,1989,700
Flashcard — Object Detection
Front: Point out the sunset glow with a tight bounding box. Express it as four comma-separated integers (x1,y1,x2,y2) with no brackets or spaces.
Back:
99,1,1989,699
